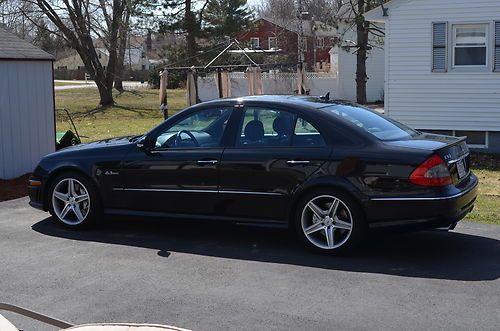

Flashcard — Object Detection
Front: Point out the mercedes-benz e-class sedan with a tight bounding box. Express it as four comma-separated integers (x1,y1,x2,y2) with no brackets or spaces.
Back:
29,95,478,253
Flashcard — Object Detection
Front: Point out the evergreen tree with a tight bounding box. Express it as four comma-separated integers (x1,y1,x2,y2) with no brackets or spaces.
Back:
32,19,56,55
204,0,252,41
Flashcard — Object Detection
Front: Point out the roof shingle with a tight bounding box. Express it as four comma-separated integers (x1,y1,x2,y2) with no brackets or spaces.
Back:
0,27,54,61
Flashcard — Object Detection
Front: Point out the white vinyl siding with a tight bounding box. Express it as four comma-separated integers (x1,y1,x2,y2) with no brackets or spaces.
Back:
0,61,55,179
382,0,500,132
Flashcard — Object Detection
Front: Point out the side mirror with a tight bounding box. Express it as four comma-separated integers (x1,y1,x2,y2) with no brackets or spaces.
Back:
136,136,155,152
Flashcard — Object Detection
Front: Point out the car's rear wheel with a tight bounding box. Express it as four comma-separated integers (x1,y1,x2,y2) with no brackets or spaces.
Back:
49,172,101,228
294,189,366,254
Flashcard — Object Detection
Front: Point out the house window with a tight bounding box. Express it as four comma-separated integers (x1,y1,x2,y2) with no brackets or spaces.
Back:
57,66,67,70
316,37,324,49
268,37,277,50
78,66,85,70
452,24,488,67
455,130,487,147
250,37,260,49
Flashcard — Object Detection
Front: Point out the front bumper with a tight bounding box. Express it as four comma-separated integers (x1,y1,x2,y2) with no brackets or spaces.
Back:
28,176,47,211
365,174,478,230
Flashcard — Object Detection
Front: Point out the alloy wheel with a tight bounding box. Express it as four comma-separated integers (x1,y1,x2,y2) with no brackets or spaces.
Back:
300,195,353,250
52,178,91,225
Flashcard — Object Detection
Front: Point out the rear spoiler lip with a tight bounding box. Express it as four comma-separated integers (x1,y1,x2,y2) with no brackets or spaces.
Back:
431,136,467,152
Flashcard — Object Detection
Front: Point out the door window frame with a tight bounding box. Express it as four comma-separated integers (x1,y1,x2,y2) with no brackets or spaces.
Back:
229,105,328,149
148,106,236,151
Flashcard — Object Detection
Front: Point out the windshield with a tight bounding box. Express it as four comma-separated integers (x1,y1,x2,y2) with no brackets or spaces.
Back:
322,104,419,141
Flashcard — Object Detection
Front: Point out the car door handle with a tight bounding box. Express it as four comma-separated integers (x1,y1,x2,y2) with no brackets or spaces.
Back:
197,159,218,166
287,160,310,166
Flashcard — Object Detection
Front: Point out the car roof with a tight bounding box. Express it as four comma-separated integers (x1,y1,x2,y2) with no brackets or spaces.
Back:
199,95,362,114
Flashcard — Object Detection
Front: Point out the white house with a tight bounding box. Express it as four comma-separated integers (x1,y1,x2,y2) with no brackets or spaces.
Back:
0,27,55,179
330,20,386,102
55,48,150,71
365,0,500,153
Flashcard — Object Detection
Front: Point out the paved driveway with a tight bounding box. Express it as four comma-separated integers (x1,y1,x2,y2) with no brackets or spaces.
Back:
0,197,499,331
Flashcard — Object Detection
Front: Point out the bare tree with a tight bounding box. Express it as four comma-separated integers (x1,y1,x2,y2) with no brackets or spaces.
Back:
336,0,386,104
0,0,41,38
25,0,127,106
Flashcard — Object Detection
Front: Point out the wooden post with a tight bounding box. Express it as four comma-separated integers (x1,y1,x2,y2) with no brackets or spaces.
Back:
217,68,223,99
159,70,168,119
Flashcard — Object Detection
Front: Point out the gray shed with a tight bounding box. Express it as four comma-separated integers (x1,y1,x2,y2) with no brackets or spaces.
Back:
0,27,55,179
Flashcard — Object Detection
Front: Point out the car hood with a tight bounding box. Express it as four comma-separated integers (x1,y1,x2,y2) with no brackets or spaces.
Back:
50,136,137,157
383,133,464,151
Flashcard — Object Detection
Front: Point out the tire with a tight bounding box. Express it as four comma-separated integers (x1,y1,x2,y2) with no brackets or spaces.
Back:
294,188,366,254
48,171,102,229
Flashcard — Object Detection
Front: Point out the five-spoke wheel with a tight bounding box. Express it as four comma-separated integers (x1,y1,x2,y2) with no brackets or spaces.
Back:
49,172,101,228
295,189,365,253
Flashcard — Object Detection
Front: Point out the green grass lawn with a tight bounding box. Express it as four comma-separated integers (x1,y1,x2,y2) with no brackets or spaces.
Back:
55,87,499,225
55,87,186,142
467,169,500,225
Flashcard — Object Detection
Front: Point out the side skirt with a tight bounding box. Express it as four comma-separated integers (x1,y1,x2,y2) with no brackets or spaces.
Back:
103,208,288,229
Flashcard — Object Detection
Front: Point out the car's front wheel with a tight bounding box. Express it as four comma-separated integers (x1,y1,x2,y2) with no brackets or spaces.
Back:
295,189,366,254
48,172,101,228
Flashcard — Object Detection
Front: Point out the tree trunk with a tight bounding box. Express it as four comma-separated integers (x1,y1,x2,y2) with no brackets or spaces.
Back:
114,8,130,91
96,80,114,106
355,0,368,105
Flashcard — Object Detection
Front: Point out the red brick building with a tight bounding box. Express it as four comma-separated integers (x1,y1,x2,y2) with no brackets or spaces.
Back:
236,17,335,71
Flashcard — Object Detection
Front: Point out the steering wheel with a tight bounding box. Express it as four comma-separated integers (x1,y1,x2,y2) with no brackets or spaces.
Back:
175,130,200,147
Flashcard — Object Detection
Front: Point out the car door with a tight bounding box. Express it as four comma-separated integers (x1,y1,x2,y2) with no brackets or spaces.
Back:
111,107,233,216
218,106,332,222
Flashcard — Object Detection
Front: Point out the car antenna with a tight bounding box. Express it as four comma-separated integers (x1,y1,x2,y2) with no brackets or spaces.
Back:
320,92,330,101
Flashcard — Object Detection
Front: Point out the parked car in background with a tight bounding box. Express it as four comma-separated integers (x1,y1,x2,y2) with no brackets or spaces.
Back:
28,96,478,253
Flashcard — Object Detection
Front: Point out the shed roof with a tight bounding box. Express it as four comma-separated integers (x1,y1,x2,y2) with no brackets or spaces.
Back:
0,27,54,61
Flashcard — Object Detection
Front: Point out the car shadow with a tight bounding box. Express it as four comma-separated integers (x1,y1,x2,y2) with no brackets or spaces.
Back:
32,216,500,282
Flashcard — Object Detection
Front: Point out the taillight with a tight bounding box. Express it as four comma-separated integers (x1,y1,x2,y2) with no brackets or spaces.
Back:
409,155,452,187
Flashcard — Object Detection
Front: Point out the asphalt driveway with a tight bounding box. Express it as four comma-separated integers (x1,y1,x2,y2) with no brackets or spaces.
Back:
0,197,499,330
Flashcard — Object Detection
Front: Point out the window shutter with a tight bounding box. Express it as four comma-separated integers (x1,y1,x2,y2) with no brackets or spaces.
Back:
495,21,500,71
432,22,448,72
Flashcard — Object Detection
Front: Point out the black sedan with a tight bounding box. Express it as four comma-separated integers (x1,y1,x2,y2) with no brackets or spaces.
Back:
29,95,478,253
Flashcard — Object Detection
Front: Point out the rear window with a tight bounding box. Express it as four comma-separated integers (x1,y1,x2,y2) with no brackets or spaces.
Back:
322,104,419,141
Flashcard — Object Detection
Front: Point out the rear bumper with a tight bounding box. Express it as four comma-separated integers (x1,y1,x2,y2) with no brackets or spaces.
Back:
365,174,478,230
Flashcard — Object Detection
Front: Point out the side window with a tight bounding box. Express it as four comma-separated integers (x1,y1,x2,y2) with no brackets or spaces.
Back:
293,117,325,146
155,108,231,149
238,107,295,147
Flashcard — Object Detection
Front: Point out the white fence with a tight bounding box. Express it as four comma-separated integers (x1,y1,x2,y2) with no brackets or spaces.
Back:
197,71,339,102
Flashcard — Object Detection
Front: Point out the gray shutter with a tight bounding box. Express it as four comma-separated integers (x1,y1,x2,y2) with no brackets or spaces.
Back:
432,22,448,72
495,21,500,71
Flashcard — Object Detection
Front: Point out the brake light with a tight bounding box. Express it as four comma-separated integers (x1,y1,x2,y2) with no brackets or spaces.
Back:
409,155,452,187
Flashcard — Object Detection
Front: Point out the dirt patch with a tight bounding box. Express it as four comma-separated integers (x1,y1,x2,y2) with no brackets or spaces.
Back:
471,153,500,171
0,173,30,202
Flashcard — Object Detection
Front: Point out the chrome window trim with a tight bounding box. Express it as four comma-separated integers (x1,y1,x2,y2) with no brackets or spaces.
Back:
370,181,478,201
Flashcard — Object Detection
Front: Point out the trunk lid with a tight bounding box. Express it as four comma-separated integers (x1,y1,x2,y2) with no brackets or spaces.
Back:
385,133,470,186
